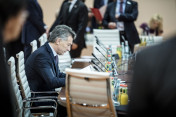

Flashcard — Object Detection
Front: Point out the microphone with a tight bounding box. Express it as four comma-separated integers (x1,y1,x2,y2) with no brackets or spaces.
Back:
95,47,107,60
93,66,100,72
95,36,107,52
90,60,104,72
92,53,108,72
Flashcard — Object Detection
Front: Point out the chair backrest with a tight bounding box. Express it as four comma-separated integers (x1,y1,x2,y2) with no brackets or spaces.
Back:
30,40,37,53
140,35,163,46
8,57,31,117
39,33,48,46
59,51,72,72
93,29,120,57
16,51,31,99
65,68,117,117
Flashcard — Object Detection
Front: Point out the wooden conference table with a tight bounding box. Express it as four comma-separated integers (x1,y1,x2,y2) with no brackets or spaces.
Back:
58,58,135,116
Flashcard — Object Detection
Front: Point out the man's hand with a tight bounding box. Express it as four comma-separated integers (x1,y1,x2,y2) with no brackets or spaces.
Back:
108,22,117,29
72,43,78,50
115,14,119,19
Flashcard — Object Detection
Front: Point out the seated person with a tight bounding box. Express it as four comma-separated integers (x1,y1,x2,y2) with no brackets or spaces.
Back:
25,25,76,93
140,14,163,36
25,25,75,117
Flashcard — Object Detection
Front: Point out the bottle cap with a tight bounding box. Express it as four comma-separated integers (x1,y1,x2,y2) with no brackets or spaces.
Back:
120,84,127,87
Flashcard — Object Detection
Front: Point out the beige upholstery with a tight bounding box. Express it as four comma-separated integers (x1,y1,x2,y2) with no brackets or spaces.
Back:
8,57,57,117
8,57,30,117
30,40,37,53
16,51,31,99
93,29,120,57
65,68,117,117
39,33,47,46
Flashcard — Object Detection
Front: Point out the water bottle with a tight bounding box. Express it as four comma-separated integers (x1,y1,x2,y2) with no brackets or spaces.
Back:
121,42,125,60
125,41,129,60
113,78,121,106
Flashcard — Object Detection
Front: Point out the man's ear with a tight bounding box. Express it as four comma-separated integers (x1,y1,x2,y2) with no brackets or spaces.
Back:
56,38,61,45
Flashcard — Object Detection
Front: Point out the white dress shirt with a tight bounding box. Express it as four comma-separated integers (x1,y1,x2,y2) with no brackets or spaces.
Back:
69,0,77,12
48,43,58,57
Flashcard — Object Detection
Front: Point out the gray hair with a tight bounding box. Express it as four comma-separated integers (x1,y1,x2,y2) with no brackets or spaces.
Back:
48,25,76,43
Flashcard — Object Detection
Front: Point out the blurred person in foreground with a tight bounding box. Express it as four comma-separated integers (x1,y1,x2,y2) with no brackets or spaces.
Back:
103,0,140,53
128,34,176,117
140,14,163,36
0,0,27,116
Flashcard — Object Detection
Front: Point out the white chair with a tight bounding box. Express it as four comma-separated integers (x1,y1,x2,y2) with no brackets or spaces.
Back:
8,56,57,117
65,68,117,117
140,35,163,46
39,33,48,46
93,29,120,58
30,40,37,53
58,51,72,73
16,51,58,100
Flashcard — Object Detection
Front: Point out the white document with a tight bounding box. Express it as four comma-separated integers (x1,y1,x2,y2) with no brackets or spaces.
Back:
117,22,124,31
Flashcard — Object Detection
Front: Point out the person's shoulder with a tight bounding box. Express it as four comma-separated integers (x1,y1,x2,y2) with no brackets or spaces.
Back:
129,0,138,4
78,1,87,7
78,1,88,11
32,44,48,57
127,0,138,6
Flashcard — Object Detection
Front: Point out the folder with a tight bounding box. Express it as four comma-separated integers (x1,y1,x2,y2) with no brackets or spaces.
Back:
91,8,103,21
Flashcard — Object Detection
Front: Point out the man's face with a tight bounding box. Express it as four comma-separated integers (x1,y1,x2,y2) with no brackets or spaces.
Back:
56,36,73,55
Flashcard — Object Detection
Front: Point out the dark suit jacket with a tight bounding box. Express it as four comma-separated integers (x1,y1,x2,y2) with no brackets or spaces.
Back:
94,0,114,8
21,0,45,45
51,0,88,50
128,35,176,117
103,0,140,46
25,42,65,92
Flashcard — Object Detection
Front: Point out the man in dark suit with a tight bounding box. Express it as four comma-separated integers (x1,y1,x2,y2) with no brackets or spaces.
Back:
25,25,75,92
25,25,75,117
22,0,46,61
103,0,140,52
128,35,176,117
50,0,88,58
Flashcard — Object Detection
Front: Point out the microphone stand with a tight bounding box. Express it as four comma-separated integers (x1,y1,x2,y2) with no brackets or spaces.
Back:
95,36,107,52
95,47,107,61
90,60,104,72
92,53,108,72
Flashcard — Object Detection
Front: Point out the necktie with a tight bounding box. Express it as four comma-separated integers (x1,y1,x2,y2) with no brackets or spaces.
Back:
119,1,124,13
55,55,58,65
